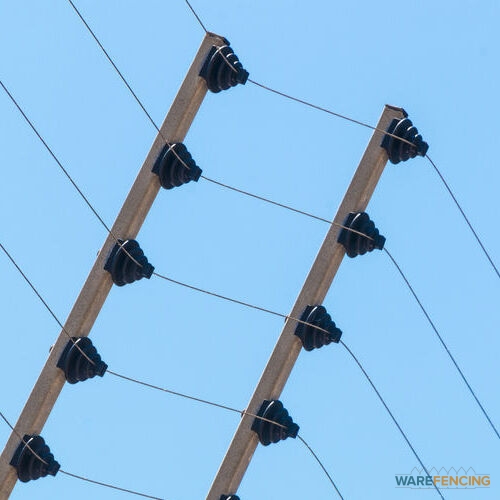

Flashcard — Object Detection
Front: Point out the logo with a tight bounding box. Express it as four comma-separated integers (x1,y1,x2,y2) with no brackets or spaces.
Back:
395,467,490,489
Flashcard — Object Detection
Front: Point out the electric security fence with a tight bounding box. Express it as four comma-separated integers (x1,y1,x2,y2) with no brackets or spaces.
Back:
0,32,248,498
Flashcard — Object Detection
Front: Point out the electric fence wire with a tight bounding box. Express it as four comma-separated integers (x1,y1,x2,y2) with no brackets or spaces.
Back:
0,49,495,488
0,410,163,500
0,243,344,498
180,0,500,283
2,53,498,446
340,341,444,499
4,69,488,440
62,0,500,441
384,248,500,440
426,154,500,279
63,0,498,285
1,242,436,500
1,0,495,490
297,435,345,500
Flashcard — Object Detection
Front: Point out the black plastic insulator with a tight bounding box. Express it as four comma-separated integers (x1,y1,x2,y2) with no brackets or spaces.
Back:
251,400,299,446
220,496,240,500
295,305,342,351
10,435,60,482
104,239,154,286
337,212,386,258
57,337,107,384
200,42,249,93
152,143,202,190
381,116,429,164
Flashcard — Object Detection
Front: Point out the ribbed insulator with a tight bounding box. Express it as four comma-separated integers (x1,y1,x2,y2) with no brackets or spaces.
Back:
381,116,429,164
57,337,107,384
251,400,299,446
337,212,386,258
295,305,342,351
10,435,60,482
200,43,249,93
220,496,240,500
152,143,202,190
104,239,154,286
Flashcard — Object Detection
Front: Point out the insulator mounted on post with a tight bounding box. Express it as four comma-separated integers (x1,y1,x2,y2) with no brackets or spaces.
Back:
337,212,385,258
220,496,240,500
104,239,154,286
381,115,429,164
295,305,342,351
10,435,60,482
200,40,249,93
152,142,202,190
251,400,299,446
57,337,107,384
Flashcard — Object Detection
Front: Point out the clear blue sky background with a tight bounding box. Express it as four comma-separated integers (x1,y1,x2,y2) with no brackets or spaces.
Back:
1,1,499,499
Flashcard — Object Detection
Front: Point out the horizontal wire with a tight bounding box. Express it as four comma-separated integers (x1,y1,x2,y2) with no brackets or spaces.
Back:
179,0,416,150
340,341,445,499
248,78,410,148
107,370,287,430
201,175,332,225
59,470,164,500
152,270,345,335
426,154,499,280
201,175,375,240
0,410,163,499
384,248,499,440
109,367,344,497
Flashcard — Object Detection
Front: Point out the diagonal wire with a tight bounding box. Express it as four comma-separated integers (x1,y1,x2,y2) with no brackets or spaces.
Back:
339,341,445,499
384,247,499,440
297,435,344,499
0,80,111,234
426,154,499,280
183,0,208,33
65,0,200,179
66,0,160,137
0,242,95,365
0,243,66,333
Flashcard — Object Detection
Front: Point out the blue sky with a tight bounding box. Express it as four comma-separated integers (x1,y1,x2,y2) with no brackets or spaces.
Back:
1,1,499,499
